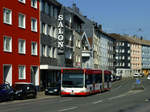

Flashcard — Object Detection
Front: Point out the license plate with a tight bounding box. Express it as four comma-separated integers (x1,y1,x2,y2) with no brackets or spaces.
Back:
71,92,74,95
49,91,53,93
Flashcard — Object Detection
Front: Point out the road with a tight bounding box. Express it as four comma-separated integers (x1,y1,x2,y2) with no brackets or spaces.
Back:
0,78,150,112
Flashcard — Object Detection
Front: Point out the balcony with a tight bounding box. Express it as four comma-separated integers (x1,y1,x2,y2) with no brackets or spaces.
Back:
65,40,73,48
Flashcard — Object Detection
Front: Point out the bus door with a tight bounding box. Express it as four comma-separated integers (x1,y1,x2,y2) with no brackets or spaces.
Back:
108,73,112,89
94,73,102,93
85,72,93,94
104,70,109,90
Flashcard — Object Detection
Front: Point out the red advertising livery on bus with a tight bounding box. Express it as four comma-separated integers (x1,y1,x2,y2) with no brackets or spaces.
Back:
61,68,111,96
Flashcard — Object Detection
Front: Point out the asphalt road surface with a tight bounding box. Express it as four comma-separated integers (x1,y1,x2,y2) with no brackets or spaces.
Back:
0,77,150,112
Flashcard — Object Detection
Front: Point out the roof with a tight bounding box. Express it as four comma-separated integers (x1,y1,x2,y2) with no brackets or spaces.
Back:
49,0,62,7
65,7,84,23
81,32,91,49
109,33,150,46
88,37,93,47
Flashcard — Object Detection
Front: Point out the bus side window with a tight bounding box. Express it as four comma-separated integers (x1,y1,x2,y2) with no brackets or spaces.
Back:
109,74,111,81
85,74,92,85
104,75,109,82
95,74,100,83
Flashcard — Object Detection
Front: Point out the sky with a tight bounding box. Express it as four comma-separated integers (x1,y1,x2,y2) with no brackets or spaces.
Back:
58,0,150,40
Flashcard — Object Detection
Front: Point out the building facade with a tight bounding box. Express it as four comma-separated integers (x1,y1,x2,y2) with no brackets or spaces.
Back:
142,45,150,75
115,41,131,77
93,32,100,69
64,5,84,68
81,32,92,68
63,7,74,67
99,32,114,73
73,31,82,68
130,42,142,75
110,34,131,77
0,0,40,86
92,25,115,72
39,0,62,90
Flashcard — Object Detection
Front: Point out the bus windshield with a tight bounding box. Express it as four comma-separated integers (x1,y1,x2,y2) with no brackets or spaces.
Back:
62,74,84,88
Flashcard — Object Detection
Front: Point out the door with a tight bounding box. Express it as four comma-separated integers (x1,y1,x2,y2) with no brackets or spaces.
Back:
3,65,12,85
31,66,38,85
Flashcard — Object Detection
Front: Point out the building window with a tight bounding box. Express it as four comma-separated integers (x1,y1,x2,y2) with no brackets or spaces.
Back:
128,57,130,60
47,46,51,57
76,40,78,47
31,18,37,32
31,0,37,9
116,49,118,53
47,25,51,36
42,45,47,57
50,47,53,58
40,0,44,11
18,65,26,80
18,39,26,54
54,8,58,19
78,40,81,48
18,0,25,3
42,23,47,35
45,2,49,14
76,55,78,62
3,8,12,25
122,49,125,53
31,42,38,55
50,5,53,17
50,26,53,37
52,48,55,58
128,63,130,67
3,36,12,52
54,28,57,38
128,43,130,47
78,57,81,63
52,27,55,37
128,50,130,53
54,48,57,58
18,13,26,28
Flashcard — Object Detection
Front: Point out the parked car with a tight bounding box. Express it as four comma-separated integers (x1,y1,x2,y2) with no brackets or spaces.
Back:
116,76,122,81
139,73,144,77
111,75,116,82
133,73,141,78
0,84,14,101
45,82,61,95
13,82,37,99
147,75,150,80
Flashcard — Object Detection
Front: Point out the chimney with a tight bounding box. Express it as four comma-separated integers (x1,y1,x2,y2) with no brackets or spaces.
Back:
72,3,79,13
99,24,102,31
140,36,143,40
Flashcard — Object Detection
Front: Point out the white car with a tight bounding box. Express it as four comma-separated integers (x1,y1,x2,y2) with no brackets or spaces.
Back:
133,73,140,78
147,75,150,80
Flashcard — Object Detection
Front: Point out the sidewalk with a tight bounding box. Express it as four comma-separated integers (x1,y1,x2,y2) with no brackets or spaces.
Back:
37,91,59,99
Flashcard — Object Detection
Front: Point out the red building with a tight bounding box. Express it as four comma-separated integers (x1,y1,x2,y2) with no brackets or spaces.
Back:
0,0,40,87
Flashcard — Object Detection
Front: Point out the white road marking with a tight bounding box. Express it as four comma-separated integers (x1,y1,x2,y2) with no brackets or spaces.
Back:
108,90,143,100
92,100,103,104
58,106,78,112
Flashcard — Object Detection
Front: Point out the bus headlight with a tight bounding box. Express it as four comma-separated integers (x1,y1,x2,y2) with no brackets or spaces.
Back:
54,89,58,92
